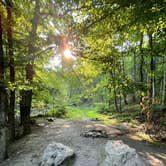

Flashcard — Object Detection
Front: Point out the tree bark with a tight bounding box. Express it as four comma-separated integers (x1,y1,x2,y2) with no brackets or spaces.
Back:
122,53,128,105
147,32,155,122
6,1,15,141
119,94,122,112
139,33,144,83
139,33,144,103
132,49,137,102
113,86,119,111
149,32,155,102
20,90,32,135
20,0,40,135
0,12,8,161
162,56,166,105
110,70,119,112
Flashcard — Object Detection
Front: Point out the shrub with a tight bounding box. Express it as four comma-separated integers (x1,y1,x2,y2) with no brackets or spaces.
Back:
98,105,111,114
47,104,67,118
124,104,140,112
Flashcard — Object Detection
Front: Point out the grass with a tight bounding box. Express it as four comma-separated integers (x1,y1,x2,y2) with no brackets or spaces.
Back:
66,104,142,121
66,106,115,124
66,105,141,124
108,110,141,123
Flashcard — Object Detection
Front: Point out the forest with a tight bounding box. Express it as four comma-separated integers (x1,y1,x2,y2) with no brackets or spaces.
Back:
0,0,166,166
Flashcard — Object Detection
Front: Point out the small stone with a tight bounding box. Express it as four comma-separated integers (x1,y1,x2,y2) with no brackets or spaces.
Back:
91,118,101,121
47,118,54,122
37,114,44,117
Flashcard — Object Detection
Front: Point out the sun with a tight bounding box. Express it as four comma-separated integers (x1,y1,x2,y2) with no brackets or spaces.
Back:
64,48,73,59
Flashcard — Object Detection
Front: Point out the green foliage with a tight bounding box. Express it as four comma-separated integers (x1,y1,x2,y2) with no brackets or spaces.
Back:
95,103,113,114
152,105,166,124
1,0,166,132
108,104,142,123
98,107,110,115
66,106,111,123
124,104,141,112
66,104,144,124
47,106,67,118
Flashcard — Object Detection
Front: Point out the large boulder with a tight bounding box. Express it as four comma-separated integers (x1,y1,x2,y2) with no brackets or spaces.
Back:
101,140,148,166
40,142,74,166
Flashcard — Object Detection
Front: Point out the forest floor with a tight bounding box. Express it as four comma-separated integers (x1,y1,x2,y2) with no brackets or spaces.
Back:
0,118,166,166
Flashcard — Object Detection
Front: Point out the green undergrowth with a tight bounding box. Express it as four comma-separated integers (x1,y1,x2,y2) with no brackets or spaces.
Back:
34,103,143,125
66,106,113,124
45,104,67,118
66,104,142,125
108,105,143,123
135,132,164,147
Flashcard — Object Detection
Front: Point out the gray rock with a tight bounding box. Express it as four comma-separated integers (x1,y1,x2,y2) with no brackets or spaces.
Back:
81,129,108,138
47,118,54,122
101,140,148,166
40,142,74,166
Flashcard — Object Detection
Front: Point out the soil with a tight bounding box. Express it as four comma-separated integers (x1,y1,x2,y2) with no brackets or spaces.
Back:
0,118,166,166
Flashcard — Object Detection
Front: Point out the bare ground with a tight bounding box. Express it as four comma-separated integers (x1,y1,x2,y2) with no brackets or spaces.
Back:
0,118,166,166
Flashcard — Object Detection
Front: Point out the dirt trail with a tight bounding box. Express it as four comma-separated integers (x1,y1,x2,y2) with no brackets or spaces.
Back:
0,119,166,166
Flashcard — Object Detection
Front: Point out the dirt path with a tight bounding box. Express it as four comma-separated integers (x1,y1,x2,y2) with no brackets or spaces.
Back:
0,119,166,166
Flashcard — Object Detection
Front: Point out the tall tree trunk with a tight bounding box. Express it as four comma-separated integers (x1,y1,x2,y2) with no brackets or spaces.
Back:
110,70,119,112
148,32,155,122
20,0,40,135
149,33,155,101
132,49,137,102
119,94,122,112
139,33,144,102
162,56,166,105
20,90,32,135
0,12,8,161
122,53,128,105
6,1,15,141
113,86,119,111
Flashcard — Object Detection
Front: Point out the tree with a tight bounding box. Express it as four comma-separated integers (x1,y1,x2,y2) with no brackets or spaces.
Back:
20,0,40,135
70,0,166,113
6,0,15,141
139,32,144,102
162,55,166,105
0,4,8,160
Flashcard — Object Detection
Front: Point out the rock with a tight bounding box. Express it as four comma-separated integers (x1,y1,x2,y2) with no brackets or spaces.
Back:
40,142,74,166
101,140,148,166
47,118,54,122
81,129,108,138
37,114,44,117
90,118,101,121
106,128,124,138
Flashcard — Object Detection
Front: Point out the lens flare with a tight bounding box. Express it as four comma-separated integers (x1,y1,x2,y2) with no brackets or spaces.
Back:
64,48,73,59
